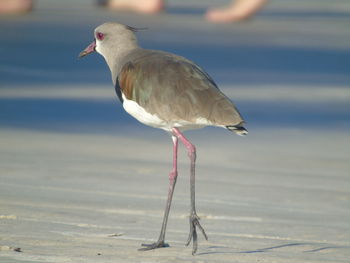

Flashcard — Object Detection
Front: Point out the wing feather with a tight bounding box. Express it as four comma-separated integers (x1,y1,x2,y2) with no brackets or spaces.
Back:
118,50,244,126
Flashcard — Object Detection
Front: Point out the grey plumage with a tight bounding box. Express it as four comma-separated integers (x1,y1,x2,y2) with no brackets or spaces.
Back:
87,22,246,133
79,22,248,255
118,49,245,129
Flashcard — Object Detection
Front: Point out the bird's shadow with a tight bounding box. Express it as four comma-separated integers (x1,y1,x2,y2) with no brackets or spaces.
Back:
197,242,350,256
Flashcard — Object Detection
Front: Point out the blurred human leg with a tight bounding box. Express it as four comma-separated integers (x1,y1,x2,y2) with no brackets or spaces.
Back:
0,0,32,14
206,0,268,23
106,0,164,14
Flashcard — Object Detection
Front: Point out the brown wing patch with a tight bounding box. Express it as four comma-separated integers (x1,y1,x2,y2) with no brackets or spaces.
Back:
119,62,136,100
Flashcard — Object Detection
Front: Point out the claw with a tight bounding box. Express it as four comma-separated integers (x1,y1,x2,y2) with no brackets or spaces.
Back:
185,213,208,255
186,219,194,246
138,240,169,251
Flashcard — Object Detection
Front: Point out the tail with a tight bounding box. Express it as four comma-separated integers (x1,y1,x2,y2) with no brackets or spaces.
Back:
226,125,248,136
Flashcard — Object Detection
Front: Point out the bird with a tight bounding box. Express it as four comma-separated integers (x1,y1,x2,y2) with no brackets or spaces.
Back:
79,22,247,255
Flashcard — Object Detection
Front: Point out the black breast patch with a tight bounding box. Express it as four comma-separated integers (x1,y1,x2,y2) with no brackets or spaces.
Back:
115,77,123,103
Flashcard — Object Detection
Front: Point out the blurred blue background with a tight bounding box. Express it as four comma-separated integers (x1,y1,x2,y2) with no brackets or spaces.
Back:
1,0,349,135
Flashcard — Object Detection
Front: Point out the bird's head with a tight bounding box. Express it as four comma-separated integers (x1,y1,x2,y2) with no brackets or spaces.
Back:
78,22,141,60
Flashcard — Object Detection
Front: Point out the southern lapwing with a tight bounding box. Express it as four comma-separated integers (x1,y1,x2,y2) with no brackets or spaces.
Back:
79,22,247,255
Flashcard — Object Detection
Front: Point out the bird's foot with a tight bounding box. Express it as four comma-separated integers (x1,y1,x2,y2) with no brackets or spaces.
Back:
185,212,208,255
139,240,169,251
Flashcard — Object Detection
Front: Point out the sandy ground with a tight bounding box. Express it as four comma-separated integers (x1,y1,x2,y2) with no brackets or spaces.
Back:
1,0,350,262
1,128,350,263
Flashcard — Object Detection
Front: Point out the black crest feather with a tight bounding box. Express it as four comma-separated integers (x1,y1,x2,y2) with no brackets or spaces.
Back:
125,25,148,32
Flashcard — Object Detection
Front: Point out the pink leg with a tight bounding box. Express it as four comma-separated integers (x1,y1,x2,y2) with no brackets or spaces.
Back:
169,135,178,182
172,128,208,255
139,135,178,250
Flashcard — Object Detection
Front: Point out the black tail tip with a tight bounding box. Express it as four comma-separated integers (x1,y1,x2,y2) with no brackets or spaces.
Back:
226,126,248,136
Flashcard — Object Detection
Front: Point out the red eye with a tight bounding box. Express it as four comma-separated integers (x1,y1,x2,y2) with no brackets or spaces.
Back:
96,32,104,41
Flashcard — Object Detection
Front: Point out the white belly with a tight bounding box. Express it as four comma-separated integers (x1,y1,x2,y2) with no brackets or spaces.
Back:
122,94,168,129
122,94,214,132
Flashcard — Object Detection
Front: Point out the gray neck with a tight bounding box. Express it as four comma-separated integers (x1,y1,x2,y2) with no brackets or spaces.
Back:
104,46,139,85
96,39,139,84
